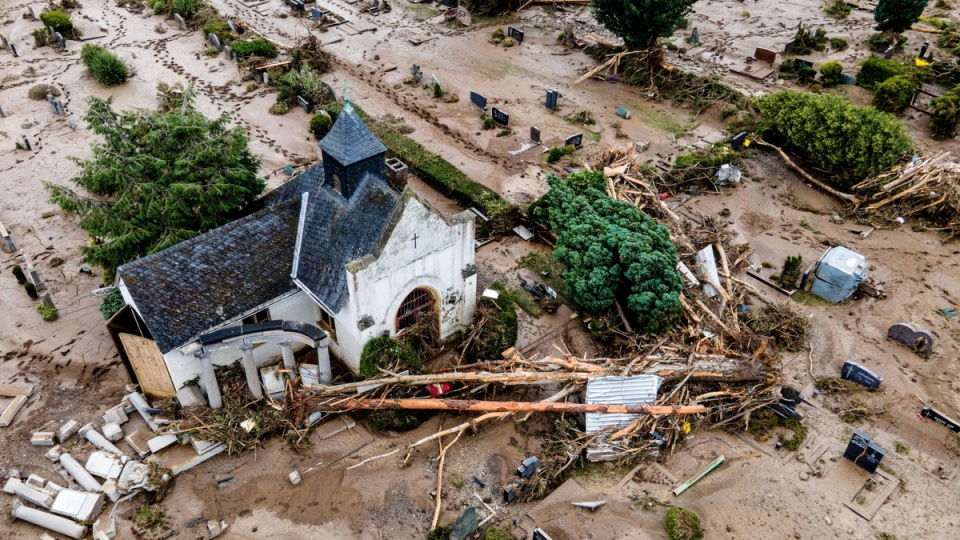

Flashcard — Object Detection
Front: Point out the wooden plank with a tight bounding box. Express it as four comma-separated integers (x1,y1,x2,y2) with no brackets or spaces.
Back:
673,455,725,496
118,333,176,398
746,270,796,296
0,395,29,427
0,384,35,397
254,60,292,71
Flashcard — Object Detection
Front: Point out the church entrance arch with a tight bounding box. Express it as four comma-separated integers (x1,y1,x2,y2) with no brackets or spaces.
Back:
395,287,437,332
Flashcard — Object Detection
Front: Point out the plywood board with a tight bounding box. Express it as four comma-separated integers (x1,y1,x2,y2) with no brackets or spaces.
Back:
118,333,176,398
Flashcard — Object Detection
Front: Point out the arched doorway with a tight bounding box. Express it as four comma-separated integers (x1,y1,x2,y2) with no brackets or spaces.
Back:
395,287,436,332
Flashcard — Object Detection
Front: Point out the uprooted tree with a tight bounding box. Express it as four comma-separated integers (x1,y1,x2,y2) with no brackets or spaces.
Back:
538,170,683,333
754,90,913,186
874,0,929,34
46,95,264,274
593,0,697,50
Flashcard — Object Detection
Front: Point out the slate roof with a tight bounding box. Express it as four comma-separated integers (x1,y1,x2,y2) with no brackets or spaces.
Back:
294,174,400,312
258,163,325,208
118,197,303,353
318,104,387,166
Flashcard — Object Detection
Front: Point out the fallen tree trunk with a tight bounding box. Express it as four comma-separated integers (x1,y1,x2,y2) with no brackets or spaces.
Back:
644,360,764,382
327,398,707,415
753,140,861,205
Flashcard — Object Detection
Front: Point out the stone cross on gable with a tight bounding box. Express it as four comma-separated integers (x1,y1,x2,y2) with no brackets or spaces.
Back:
412,233,419,249
343,80,351,107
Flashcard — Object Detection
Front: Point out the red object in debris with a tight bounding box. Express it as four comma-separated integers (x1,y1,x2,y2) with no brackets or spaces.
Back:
659,192,670,200
427,382,452,398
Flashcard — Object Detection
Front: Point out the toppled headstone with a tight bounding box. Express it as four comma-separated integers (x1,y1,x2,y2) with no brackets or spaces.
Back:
102,422,123,442
289,471,302,485
174,13,186,30
57,419,80,443
103,405,128,425
887,323,935,356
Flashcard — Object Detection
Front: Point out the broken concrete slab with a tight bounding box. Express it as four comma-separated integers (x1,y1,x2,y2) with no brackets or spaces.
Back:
102,406,128,426
84,451,123,479
190,437,220,455
125,428,153,458
147,434,179,454
0,395,29,427
31,432,56,446
101,479,120,502
102,422,123,442
57,420,80,443
176,385,205,408
289,471,302,485
208,519,229,538
51,488,105,522
93,516,116,539
78,423,126,457
147,440,227,475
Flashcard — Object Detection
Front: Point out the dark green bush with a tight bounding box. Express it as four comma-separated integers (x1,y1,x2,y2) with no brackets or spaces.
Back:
231,38,278,59
780,255,803,287
33,29,51,48
824,0,851,18
81,44,131,86
359,337,419,379
873,75,919,113
40,11,74,39
663,507,704,540
930,86,960,140
24,282,38,299
830,37,848,51
309,112,333,140
867,33,893,53
427,526,453,540
12,265,26,285
172,0,201,19
482,117,495,130
100,289,126,320
203,20,232,45
37,304,59,322
547,146,565,163
755,90,912,185
791,26,828,55
819,61,843,87
797,66,817,85
857,57,905,90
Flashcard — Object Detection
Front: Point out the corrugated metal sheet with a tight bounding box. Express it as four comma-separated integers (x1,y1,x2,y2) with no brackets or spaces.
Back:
584,375,663,434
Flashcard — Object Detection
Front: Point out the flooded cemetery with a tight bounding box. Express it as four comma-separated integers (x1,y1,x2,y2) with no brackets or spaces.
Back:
2,0,960,538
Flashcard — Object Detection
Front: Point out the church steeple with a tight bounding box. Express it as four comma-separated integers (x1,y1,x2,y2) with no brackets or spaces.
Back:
317,94,387,200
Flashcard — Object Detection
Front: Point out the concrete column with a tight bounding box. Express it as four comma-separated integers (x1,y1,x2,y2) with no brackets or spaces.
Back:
198,353,223,409
317,342,332,385
78,423,125,457
279,341,297,383
239,345,263,399
59,453,102,492
12,500,88,539
128,392,160,432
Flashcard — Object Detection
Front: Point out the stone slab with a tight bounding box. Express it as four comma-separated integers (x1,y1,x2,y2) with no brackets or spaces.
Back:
57,420,81,443
147,434,179,453
102,406,129,425
102,422,123,442
31,431,56,446
125,428,153,457
148,440,227,475
0,395,28,427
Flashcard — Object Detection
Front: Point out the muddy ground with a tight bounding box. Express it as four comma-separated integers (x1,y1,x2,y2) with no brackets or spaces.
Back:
1,0,959,538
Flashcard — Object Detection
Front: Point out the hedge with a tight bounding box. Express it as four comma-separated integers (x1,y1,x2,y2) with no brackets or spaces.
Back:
857,57,905,91
40,11,74,39
81,44,130,86
231,38,279,59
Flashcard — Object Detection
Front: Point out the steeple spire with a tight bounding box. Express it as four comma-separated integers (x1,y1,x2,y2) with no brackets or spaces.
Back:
343,80,352,111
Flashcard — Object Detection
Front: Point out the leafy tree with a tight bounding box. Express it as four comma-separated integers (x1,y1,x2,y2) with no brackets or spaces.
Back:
755,90,912,185
540,171,683,333
309,112,333,140
930,85,960,139
100,289,127,320
857,57,905,90
359,337,420,379
45,96,264,274
592,0,697,50
874,0,929,33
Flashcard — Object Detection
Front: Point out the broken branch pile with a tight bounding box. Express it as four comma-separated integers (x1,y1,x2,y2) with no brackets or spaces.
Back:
851,152,960,238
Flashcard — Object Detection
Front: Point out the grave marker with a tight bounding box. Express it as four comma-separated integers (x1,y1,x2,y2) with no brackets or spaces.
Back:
545,89,558,111
843,430,886,474
21,135,31,151
291,0,306,13
411,64,422,83
439,0,456,6
208,33,222,50
262,72,269,84
565,132,583,148
11,43,18,58
507,27,524,43
296,95,312,113
882,45,894,60
793,58,813,70
0,33,8,49
529,126,540,143
688,28,699,45
783,39,796,55
430,74,440,88
469,92,487,110
67,117,77,130
753,47,776,64
491,107,509,126
50,100,66,116
0,105,6,118
227,19,237,33
310,8,323,19
174,14,187,30
54,32,65,50
27,7,36,19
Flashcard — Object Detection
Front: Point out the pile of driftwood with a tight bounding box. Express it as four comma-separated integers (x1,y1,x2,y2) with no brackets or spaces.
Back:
851,152,960,238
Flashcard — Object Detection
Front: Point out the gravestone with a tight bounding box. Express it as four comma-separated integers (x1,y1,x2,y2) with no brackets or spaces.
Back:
887,323,935,356
51,100,66,116
565,132,583,148
783,39,796,55
920,407,960,433
21,135,32,151
469,91,486,110
545,89,558,111
840,360,882,390
262,71,269,84
223,45,231,59
843,430,886,474
0,105,6,118
793,58,813,70
839,73,857,85
688,28,699,45
439,0,456,6
919,41,929,59
291,0,306,13
754,47,776,64
27,6,36,19
232,52,238,62
11,43,18,57
174,13,187,30
731,131,748,150
67,117,77,130
0,33,8,49
208,33,222,50
507,27,524,43
530,126,540,143
227,19,237,33
411,64,422,83
882,45,895,60
310,8,323,19
491,107,508,126
296,95,312,113
54,31,65,49
430,74,440,88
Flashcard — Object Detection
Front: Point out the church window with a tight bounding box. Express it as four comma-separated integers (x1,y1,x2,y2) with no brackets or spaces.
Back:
396,288,435,331
242,309,270,325
332,174,342,194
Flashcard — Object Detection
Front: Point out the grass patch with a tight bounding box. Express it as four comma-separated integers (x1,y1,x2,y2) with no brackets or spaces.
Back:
515,251,566,296
135,506,166,530
747,408,807,450
792,290,840,307
498,286,545,318
624,99,694,137
895,441,910,455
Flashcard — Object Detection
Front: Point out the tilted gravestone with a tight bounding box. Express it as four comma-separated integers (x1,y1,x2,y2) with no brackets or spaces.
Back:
469,92,486,110
174,13,187,30
0,33,8,49
296,95,312,113
50,100,66,116
291,0,306,13
793,58,813,70
11,43,18,57
0,105,7,118
545,89,558,111
430,74,440,88
491,107,508,126
565,132,583,148
882,45,895,60
530,126,540,143
227,19,237,33
754,47,776,64
688,28,699,45
208,33,222,50
67,117,77,130
411,64,422,83
507,27,524,43
54,32,66,49
887,323,935,356
27,6,36,19
783,39,796,55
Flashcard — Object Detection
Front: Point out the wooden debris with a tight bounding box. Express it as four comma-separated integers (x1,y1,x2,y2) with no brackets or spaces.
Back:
326,398,707,415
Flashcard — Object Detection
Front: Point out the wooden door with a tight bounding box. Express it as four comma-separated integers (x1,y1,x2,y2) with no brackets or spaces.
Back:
118,333,176,398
